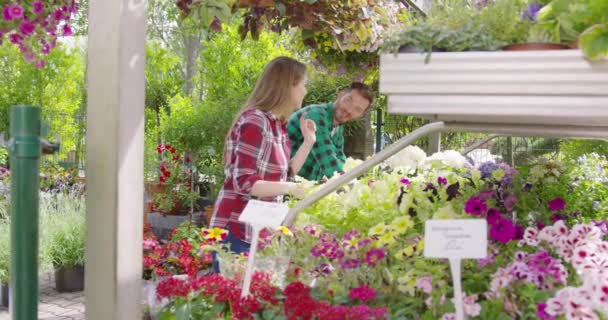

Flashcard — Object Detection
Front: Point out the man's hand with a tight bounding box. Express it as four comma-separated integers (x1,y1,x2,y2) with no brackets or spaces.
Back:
299,112,316,144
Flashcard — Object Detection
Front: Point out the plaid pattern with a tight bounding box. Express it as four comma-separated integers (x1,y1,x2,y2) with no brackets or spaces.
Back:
210,109,291,242
287,103,345,181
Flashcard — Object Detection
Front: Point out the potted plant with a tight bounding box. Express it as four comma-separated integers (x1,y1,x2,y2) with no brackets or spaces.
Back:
0,221,9,308
45,195,86,293
528,0,608,58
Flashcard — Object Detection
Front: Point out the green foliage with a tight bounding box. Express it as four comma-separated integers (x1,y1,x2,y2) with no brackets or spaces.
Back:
146,42,184,113
0,148,8,167
0,42,86,160
560,139,608,159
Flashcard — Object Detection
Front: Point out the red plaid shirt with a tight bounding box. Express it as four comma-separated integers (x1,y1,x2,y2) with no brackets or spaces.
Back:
210,108,291,242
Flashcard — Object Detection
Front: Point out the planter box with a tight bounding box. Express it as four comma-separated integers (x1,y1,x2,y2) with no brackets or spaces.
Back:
380,50,608,129
1,282,8,308
55,265,85,293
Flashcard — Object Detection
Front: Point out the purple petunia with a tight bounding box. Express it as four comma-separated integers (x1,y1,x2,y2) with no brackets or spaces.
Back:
32,1,45,15
341,258,361,269
465,196,487,216
19,20,35,36
364,248,386,266
489,217,517,244
547,197,566,211
486,208,502,225
5,4,24,21
437,176,447,186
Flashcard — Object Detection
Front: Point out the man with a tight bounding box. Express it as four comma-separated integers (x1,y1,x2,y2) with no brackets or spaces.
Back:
287,82,374,181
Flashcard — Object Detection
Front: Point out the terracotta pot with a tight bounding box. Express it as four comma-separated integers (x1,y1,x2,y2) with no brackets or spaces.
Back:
55,265,85,293
502,43,570,51
569,39,579,49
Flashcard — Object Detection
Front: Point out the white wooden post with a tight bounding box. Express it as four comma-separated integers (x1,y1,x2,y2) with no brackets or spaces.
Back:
85,0,147,318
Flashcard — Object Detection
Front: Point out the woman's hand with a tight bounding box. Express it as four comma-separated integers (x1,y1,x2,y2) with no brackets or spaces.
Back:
299,112,316,145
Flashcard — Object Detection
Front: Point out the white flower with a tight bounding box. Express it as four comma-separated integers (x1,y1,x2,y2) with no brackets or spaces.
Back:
425,150,469,169
385,145,427,171
343,157,363,172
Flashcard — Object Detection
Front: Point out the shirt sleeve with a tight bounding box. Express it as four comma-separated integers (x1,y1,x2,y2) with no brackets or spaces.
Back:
230,114,266,195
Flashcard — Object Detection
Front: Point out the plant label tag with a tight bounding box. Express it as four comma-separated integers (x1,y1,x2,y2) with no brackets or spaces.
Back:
423,219,487,259
239,200,289,230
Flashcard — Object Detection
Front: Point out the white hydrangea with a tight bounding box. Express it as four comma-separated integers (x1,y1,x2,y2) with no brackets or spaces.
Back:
385,145,427,172
425,150,469,169
343,157,363,172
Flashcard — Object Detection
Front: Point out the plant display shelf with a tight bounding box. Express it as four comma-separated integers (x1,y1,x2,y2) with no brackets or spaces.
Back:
285,49,608,223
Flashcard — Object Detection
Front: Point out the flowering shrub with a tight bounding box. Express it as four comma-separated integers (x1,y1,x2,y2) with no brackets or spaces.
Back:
0,0,77,67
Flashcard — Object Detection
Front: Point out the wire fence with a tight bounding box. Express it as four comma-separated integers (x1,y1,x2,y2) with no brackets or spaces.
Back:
41,111,86,170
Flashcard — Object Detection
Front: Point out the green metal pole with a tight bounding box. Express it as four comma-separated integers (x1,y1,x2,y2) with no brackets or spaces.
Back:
375,108,383,153
9,105,41,320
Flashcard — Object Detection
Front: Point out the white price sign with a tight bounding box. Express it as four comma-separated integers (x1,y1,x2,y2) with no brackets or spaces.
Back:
424,219,488,320
238,200,289,229
424,219,487,259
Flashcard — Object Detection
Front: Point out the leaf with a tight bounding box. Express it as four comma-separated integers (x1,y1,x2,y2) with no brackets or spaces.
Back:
176,302,192,320
579,23,608,61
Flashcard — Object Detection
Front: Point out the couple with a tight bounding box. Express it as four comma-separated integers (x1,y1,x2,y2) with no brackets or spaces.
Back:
210,56,373,257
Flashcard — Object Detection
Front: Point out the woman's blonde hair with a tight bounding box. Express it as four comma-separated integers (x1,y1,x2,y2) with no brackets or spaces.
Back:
242,56,307,122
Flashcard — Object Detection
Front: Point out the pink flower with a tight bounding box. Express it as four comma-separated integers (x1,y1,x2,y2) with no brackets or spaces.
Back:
440,313,456,320
9,33,23,44
415,276,433,294
504,194,517,211
41,44,51,55
463,294,481,317
32,1,45,15
62,24,73,36
364,248,386,266
6,4,24,20
548,197,566,211
34,59,45,69
465,196,487,216
486,208,502,225
349,285,377,302
536,303,555,320
19,20,35,36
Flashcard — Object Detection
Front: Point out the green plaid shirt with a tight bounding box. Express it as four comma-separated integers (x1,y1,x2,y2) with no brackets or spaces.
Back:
287,103,345,181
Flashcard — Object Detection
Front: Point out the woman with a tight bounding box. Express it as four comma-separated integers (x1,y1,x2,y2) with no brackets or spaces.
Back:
210,56,316,258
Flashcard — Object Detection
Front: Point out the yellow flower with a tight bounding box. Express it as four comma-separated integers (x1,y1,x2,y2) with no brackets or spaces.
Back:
202,227,227,241
369,223,388,236
492,169,505,180
391,216,412,234
397,271,416,296
433,204,459,219
279,226,293,237
377,231,396,246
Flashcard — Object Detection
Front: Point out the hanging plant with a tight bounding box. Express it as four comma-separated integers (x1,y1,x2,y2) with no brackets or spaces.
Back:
0,0,78,68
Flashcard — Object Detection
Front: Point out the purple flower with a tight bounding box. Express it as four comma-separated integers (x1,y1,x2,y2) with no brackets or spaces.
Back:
550,213,567,222
536,303,555,320
32,1,45,15
311,263,332,277
34,59,45,69
400,177,410,186
478,189,495,201
6,4,24,21
19,20,35,36
536,221,545,230
490,217,517,244
523,3,543,22
9,33,23,44
364,248,386,266
341,258,361,269
437,176,447,186
415,276,433,294
343,229,360,241
53,9,64,21
486,208,502,225
547,197,566,211
504,194,517,211
465,196,487,216
41,44,51,55
478,162,499,179
62,24,73,37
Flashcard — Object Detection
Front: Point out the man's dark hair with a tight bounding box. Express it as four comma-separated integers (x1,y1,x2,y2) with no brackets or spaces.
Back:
345,82,374,107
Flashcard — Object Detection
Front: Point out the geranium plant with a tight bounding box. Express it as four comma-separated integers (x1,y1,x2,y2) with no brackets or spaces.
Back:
152,144,200,215
0,0,78,67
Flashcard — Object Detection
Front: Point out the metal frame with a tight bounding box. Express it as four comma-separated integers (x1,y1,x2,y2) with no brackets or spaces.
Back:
284,122,608,224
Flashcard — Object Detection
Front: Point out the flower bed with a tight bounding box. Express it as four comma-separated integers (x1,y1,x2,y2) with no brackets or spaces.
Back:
143,149,608,319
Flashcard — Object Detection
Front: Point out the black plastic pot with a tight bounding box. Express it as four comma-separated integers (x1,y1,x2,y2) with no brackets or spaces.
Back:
1,282,8,308
55,265,85,293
